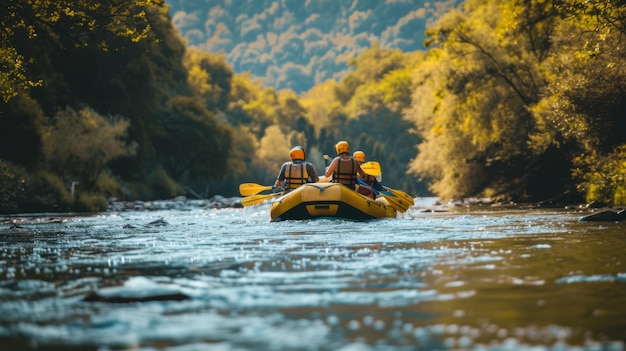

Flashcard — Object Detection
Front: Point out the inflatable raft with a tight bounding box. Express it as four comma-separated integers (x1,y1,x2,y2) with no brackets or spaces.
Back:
270,182,397,221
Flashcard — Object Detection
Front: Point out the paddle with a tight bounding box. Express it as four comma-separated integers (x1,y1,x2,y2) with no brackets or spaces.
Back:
239,183,273,196
382,186,414,206
379,191,410,213
357,178,409,213
241,193,282,207
359,161,414,206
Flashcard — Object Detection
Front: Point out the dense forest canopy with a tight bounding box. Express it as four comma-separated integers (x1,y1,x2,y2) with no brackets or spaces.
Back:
1,0,235,212
167,0,457,93
1,0,625,214
406,0,626,204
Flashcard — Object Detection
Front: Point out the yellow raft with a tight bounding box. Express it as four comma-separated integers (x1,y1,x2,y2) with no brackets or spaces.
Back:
270,182,397,221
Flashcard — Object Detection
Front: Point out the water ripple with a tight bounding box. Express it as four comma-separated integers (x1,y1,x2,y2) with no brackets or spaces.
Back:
0,200,624,350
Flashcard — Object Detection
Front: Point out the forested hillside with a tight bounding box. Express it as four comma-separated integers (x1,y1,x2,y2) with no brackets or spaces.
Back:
1,0,234,212
405,0,626,204
1,0,625,214
167,0,456,92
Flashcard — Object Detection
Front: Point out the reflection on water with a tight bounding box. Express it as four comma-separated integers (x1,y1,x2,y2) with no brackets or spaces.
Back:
0,199,625,350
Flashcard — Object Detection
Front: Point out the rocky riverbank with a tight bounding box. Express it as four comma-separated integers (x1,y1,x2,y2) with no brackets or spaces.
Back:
107,195,243,212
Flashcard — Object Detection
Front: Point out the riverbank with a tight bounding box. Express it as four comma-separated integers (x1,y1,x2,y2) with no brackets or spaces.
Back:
106,195,243,212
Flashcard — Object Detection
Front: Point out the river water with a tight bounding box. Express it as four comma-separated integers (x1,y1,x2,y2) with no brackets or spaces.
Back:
0,198,624,351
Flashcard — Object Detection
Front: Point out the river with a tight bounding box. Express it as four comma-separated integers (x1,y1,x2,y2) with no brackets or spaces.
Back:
0,198,624,351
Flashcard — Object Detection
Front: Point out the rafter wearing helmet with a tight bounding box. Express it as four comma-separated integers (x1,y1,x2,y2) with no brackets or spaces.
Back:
273,146,320,192
353,150,383,199
324,141,366,191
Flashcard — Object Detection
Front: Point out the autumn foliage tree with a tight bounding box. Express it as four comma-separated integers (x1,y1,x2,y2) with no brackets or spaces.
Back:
42,107,136,191
407,0,547,201
302,44,427,195
0,0,236,212
533,0,626,205
1,0,163,102
406,0,626,204
154,96,232,192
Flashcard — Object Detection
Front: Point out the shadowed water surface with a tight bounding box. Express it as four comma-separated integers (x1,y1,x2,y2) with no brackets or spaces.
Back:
0,198,624,350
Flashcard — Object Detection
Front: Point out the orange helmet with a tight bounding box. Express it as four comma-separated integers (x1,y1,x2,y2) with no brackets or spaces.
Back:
335,141,350,155
353,151,366,163
290,146,305,161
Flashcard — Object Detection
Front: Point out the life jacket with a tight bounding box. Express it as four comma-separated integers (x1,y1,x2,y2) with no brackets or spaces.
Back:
360,173,377,187
333,157,358,188
285,161,309,190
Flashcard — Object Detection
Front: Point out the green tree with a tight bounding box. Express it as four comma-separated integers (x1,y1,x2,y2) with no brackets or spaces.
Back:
0,47,41,103
300,79,343,133
312,45,427,194
532,0,626,204
1,0,164,102
334,43,407,107
406,0,575,202
1,0,243,207
256,125,291,178
42,107,136,191
154,96,233,193
573,147,626,205
276,90,307,133
184,49,234,112
201,124,265,197
0,94,45,168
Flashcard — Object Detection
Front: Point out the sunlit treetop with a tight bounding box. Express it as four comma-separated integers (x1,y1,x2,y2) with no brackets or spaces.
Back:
2,0,165,47
0,0,166,102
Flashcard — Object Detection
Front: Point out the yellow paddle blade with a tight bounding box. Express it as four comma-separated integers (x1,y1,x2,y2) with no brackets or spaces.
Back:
383,187,414,206
241,193,280,207
379,193,410,213
361,161,382,176
239,183,273,196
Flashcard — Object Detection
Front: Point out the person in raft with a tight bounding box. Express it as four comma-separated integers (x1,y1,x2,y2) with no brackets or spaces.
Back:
353,150,383,199
273,146,319,193
324,141,367,191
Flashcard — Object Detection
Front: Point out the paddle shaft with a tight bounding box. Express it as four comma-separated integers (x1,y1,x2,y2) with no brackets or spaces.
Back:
357,178,408,213
241,193,281,207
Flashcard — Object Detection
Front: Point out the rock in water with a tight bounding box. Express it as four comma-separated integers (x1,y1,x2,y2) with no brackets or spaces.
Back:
83,276,190,303
579,209,626,222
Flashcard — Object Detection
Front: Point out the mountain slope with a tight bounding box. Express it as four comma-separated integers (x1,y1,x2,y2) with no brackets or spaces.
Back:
167,0,456,92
